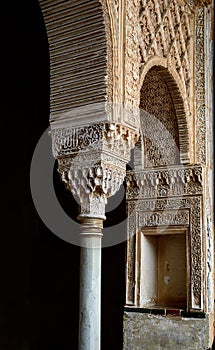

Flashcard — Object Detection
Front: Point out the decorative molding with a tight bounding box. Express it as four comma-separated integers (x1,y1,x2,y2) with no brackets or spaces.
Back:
195,7,206,164
126,196,203,309
126,166,203,200
124,0,140,127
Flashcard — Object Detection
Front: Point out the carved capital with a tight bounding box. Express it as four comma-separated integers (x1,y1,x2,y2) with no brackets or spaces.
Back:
58,155,126,218
53,122,138,218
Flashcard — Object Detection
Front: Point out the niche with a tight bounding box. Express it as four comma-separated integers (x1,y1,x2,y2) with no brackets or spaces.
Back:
140,228,188,309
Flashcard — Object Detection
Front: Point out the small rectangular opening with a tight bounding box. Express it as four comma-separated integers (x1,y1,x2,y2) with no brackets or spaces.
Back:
140,228,187,309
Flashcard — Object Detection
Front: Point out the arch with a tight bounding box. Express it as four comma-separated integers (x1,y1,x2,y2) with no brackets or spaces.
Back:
38,0,113,123
139,59,191,165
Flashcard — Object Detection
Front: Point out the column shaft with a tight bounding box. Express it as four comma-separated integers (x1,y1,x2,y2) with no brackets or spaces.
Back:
78,218,103,350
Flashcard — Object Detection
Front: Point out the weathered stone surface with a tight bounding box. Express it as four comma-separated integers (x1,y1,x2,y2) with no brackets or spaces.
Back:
123,312,210,350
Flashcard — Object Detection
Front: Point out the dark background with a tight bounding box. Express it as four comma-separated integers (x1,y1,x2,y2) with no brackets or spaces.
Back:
0,1,126,349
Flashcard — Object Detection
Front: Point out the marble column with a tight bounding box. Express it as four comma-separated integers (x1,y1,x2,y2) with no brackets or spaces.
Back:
78,217,103,350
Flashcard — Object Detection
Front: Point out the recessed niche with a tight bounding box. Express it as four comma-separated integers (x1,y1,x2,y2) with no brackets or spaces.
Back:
140,228,187,309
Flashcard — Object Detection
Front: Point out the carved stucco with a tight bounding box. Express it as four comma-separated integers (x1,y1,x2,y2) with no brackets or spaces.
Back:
124,0,140,127
39,0,140,130
126,165,204,310
138,0,194,162
39,0,211,162
137,0,211,165
138,209,190,227
52,122,138,217
37,0,213,346
140,67,180,167
126,166,203,199
195,7,206,164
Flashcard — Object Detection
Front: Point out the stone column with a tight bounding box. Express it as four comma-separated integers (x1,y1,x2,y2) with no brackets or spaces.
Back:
78,217,103,350
51,122,138,350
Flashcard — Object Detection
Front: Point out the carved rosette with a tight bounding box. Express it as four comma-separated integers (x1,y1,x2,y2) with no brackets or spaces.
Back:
52,122,138,218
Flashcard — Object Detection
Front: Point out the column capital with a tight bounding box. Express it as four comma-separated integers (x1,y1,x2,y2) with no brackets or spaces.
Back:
52,122,138,218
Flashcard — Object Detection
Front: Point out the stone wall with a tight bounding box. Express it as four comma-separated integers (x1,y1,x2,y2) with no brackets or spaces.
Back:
124,311,210,350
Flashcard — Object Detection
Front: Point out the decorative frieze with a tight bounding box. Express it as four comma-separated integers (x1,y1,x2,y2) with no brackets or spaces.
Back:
52,122,138,160
126,166,203,200
138,209,190,227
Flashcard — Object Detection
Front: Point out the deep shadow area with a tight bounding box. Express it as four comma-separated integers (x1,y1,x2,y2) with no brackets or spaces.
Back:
0,1,125,349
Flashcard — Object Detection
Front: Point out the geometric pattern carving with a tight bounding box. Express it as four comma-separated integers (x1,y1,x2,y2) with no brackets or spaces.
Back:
139,0,194,102
140,68,180,167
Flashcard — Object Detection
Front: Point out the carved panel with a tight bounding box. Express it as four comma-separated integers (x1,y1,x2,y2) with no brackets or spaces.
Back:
139,0,194,103
138,209,190,227
140,68,180,166
195,7,206,164
124,0,140,127
51,122,138,160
